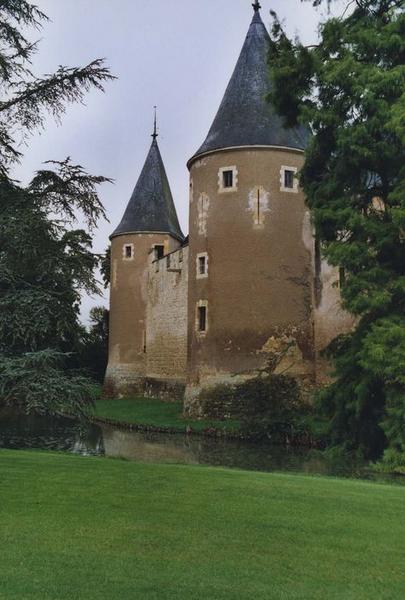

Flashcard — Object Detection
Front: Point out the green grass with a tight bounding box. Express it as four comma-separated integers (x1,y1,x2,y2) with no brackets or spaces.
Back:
1,450,405,599
94,397,241,433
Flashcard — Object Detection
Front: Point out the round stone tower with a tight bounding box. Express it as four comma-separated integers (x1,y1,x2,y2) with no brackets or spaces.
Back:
105,127,184,396
185,3,314,413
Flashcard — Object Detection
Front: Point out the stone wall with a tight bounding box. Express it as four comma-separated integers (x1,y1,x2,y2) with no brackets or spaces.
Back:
145,246,189,389
313,258,356,383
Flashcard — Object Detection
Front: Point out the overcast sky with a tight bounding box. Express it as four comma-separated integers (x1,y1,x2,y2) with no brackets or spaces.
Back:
14,0,345,320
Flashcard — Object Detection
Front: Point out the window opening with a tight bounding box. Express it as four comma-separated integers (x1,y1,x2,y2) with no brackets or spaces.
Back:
284,170,295,189
124,245,132,259
154,245,164,260
257,189,260,224
198,256,206,275
198,306,207,332
223,170,233,188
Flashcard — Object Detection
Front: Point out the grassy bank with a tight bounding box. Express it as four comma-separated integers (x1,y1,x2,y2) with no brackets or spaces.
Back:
1,450,405,599
94,397,241,433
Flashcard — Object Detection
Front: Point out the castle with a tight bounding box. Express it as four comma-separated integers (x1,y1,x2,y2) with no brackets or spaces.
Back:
105,3,353,416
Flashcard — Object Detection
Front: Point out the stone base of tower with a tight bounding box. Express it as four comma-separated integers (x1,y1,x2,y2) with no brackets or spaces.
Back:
103,364,146,398
184,373,317,420
104,365,186,402
183,349,319,421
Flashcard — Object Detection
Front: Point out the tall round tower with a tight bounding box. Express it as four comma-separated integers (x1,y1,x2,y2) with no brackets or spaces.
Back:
185,3,314,413
105,126,184,396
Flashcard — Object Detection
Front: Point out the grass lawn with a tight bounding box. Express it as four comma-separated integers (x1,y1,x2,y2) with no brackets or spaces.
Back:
94,397,241,433
1,450,405,599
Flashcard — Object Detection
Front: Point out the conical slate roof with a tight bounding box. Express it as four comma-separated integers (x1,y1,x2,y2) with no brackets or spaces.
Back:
111,138,184,241
189,7,309,165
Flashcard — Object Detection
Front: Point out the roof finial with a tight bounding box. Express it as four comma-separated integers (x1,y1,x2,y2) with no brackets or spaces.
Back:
152,106,158,141
252,0,261,12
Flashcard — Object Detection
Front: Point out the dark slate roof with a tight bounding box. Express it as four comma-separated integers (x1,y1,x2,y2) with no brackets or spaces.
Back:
188,8,309,165
111,139,184,241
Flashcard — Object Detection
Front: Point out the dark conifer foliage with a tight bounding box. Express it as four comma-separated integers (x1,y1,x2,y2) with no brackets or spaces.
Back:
268,0,405,459
0,1,114,416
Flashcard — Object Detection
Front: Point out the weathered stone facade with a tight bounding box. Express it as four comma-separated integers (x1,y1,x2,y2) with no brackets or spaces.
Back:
145,246,188,397
105,5,354,414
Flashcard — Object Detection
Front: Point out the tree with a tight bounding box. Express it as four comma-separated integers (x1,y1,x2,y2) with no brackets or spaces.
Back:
0,1,114,416
78,306,109,383
100,245,111,288
267,0,405,458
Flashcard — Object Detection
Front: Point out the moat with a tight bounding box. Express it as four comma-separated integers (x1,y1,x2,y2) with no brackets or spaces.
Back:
1,412,403,485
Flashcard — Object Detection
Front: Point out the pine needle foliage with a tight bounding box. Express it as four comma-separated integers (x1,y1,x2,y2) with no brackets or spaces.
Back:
0,1,114,416
267,0,405,458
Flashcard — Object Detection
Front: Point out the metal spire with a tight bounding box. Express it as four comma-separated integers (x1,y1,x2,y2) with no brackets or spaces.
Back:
152,106,158,141
252,0,261,12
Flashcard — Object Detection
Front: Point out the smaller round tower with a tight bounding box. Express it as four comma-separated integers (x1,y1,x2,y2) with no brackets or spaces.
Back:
105,122,184,396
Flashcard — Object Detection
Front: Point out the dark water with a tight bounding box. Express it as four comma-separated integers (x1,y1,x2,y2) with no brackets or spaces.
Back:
0,413,403,485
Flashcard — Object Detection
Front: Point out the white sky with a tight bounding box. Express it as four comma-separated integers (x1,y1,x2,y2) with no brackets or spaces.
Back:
13,0,345,321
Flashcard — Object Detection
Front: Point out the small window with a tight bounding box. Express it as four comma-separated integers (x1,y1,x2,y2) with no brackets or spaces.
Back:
223,170,233,188
218,166,238,193
284,170,295,189
196,252,208,279
280,166,298,193
198,306,207,332
154,245,164,260
123,244,134,260
198,256,206,275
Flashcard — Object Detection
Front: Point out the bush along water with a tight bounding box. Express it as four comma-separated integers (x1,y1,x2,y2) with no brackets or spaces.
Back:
199,375,324,447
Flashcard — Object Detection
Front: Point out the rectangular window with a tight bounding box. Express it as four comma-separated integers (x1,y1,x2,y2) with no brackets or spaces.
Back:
223,170,233,188
284,169,295,189
198,306,207,332
198,256,206,275
280,166,298,193
196,253,208,279
123,244,133,259
154,245,164,260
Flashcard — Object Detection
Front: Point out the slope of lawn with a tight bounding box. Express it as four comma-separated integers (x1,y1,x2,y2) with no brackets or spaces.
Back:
94,397,240,433
1,449,405,599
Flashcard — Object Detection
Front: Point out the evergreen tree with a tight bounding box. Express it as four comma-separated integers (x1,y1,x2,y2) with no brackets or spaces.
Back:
0,1,114,416
267,0,405,458
78,307,109,383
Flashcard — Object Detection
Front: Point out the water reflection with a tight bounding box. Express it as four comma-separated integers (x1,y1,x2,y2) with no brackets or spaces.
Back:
0,413,403,485
0,412,103,456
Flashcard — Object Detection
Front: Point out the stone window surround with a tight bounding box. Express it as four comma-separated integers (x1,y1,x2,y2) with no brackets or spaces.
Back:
280,165,298,193
196,252,209,279
122,243,134,260
218,165,238,193
195,300,208,335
